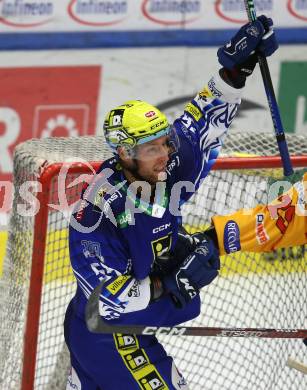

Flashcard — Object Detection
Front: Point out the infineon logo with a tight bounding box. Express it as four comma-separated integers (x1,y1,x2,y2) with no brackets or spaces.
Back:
141,0,201,26
287,0,307,22
68,0,128,26
215,0,272,24
0,0,53,27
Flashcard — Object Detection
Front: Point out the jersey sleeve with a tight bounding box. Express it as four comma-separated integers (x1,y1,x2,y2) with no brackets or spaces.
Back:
212,173,307,255
69,184,153,321
170,72,243,200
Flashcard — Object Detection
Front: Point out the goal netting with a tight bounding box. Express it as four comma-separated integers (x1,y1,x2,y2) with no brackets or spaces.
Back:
0,133,306,390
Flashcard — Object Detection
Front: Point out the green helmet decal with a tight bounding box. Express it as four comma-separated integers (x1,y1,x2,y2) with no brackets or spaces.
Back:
103,100,170,153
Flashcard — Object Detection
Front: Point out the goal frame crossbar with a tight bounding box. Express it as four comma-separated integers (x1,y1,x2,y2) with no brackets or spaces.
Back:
21,155,307,390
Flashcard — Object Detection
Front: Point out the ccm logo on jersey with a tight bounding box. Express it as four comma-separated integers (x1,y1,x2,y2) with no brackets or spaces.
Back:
255,214,269,244
153,223,171,234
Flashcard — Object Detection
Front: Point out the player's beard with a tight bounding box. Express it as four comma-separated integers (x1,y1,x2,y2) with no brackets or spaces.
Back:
127,159,159,186
120,158,165,202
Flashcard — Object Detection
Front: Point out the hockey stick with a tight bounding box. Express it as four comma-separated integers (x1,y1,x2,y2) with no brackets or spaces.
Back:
244,0,293,177
85,280,307,338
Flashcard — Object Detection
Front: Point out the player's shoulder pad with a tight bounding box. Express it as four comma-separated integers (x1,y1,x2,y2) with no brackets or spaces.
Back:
92,160,127,213
81,158,127,221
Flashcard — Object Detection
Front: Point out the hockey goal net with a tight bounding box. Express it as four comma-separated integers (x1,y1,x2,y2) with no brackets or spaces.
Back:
0,133,306,390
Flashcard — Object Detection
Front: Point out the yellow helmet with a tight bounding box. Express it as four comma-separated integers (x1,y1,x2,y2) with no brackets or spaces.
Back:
103,100,171,153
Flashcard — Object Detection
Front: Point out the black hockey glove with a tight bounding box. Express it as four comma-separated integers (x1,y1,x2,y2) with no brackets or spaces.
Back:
153,225,209,276
162,236,220,308
218,15,278,88
150,226,219,303
172,225,218,262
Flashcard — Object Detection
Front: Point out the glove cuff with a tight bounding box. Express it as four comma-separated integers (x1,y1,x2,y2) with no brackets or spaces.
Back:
208,72,243,104
219,67,246,89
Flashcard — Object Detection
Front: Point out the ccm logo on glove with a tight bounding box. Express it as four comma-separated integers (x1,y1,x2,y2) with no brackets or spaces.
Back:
163,237,220,308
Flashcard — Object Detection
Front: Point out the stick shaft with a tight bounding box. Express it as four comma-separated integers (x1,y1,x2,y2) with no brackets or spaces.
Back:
85,281,307,338
244,0,293,176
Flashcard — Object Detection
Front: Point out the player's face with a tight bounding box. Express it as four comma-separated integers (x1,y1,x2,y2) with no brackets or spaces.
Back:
135,135,170,184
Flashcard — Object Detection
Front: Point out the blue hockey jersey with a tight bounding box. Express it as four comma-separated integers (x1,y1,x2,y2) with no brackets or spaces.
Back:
69,73,242,327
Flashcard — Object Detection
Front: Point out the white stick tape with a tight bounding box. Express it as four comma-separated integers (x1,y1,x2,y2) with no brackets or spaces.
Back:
286,357,307,375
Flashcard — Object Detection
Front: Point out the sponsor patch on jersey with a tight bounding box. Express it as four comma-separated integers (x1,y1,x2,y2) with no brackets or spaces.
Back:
81,240,103,259
93,185,123,215
116,209,132,228
224,220,241,254
151,233,172,260
207,78,222,98
114,335,167,390
94,185,109,202
123,349,149,372
199,86,213,99
106,275,131,295
255,214,269,245
138,369,167,390
92,183,111,211
114,333,139,351
185,102,202,121
128,281,141,297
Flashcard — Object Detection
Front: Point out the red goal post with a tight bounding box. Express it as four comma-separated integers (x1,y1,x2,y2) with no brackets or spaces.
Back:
1,134,307,390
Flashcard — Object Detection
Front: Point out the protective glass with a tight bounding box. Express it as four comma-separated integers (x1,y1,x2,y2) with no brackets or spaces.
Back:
131,125,180,161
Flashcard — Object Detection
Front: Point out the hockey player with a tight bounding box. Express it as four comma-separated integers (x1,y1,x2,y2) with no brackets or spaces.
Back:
212,172,307,255
65,16,278,390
